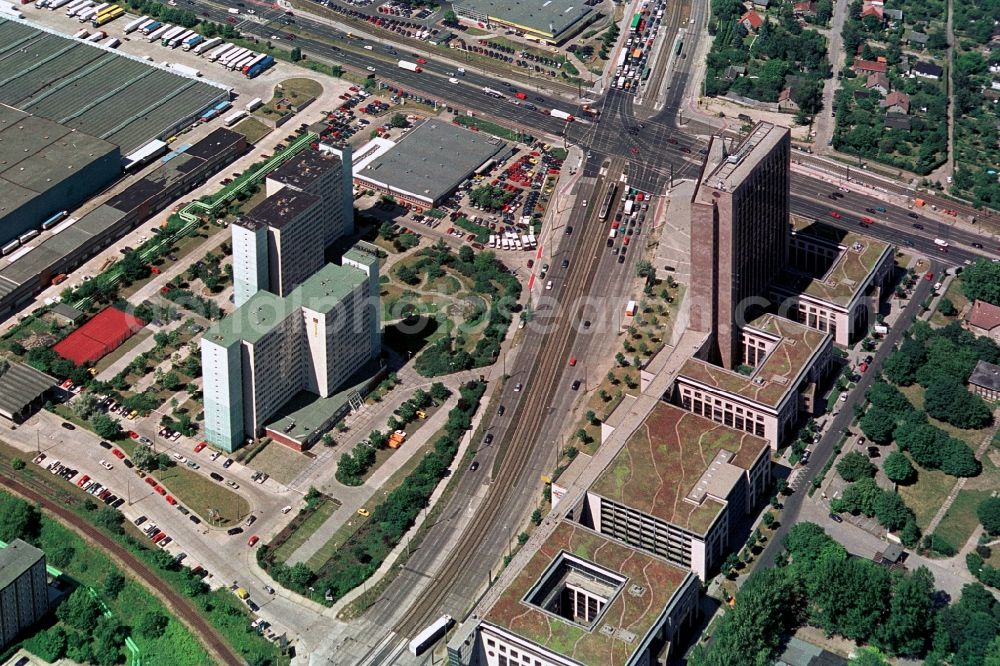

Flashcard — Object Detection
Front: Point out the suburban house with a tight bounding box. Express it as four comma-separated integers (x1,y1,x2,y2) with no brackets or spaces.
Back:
969,360,1000,402
966,299,1000,342
866,72,890,95
740,9,764,30
913,61,944,80
884,113,912,130
861,4,884,21
753,0,771,10
880,90,910,114
793,0,817,17
853,58,888,74
778,88,799,112
903,29,927,47
884,7,903,23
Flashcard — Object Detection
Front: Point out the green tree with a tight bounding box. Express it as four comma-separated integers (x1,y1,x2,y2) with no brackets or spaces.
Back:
978,497,1000,535
73,392,99,420
136,611,169,639
850,647,891,665
389,113,408,128
10,458,24,471
531,508,542,525
290,46,302,61
883,451,916,484
808,556,890,641
962,260,1000,305
91,413,120,440
102,571,126,599
883,338,926,385
859,406,897,444
56,588,102,632
23,626,67,662
925,377,993,429
0,495,40,543
132,444,156,472
837,451,878,481
938,297,957,316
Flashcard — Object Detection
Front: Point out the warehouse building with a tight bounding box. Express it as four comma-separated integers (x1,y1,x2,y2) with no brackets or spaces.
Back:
353,121,507,208
0,105,120,248
451,521,700,666
580,403,771,581
0,129,246,320
201,248,381,452
0,17,230,250
452,0,597,43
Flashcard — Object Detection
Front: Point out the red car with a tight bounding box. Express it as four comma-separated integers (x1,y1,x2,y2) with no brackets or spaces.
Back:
165,495,177,506
925,271,934,281
194,441,207,453
247,535,260,547
77,475,90,488
569,356,577,367
859,362,869,373
149,266,161,275
111,448,125,459
860,216,873,225
829,211,841,219
128,430,139,439
144,477,157,487
415,57,427,64
154,485,166,496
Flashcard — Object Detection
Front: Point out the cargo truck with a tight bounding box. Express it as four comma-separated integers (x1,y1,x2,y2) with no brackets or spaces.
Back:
230,53,256,71
66,0,91,16
223,110,246,126
48,0,75,9
72,28,88,38
397,60,421,72
207,43,233,61
550,109,574,121
245,54,273,78
140,19,160,33
105,36,120,47
193,36,221,54
219,47,247,67
182,34,204,50
123,15,147,32
244,96,263,111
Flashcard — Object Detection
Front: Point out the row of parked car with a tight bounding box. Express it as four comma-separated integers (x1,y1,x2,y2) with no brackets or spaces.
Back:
36,452,126,510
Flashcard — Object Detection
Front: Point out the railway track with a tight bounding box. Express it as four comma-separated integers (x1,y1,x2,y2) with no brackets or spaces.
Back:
0,465,245,665
394,156,627,639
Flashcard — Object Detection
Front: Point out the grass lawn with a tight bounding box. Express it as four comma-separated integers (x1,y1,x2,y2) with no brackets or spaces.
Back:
930,277,970,327
154,464,250,525
271,498,338,564
232,116,272,145
250,440,310,486
307,436,436,572
933,488,991,552
454,114,531,142
898,459,958,530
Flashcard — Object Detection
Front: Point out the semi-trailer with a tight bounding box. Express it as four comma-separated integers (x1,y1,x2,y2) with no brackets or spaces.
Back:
48,0,74,9
550,109,574,121
92,7,122,26
84,30,105,40
181,33,204,50
139,18,160,33
194,37,222,55
40,211,68,231
245,54,273,78
18,230,39,244
65,0,90,16
218,47,247,67
146,24,170,41
168,63,201,77
241,53,267,73
123,15,147,32
206,43,233,61
75,4,98,19
160,25,184,44
168,29,195,48
244,97,263,111
105,36,120,47
230,53,256,71
193,36,220,54
397,60,421,72
72,28,88,37
223,110,246,126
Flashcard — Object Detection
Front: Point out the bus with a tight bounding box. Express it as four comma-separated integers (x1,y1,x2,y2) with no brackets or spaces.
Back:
630,13,641,31
409,615,454,656
599,183,618,220
641,66,651,81
41,210,67,230
674,38,683,56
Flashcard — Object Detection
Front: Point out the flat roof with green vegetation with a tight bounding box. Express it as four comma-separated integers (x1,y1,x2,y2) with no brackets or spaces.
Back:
777,217,893,307
590,403,769,535
483,521,692,666
203,262,366,348
680,313,830,408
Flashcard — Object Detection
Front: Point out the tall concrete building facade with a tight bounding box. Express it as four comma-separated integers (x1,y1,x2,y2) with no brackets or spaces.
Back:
0,539,47,649
690,122,791,368
231,190,325,307
202,254,380,452
266,147,354,247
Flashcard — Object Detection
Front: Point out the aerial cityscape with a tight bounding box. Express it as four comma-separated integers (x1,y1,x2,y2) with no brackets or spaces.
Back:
0,0,996,663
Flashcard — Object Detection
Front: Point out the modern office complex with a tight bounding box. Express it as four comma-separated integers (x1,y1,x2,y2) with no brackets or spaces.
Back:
201,252,380,452
0,539,48,649
454,521,699,666
675,313,833,447
689,122,791,369
581,403,771,581
266,147,354,247
232,190,325,307
773,218,894,346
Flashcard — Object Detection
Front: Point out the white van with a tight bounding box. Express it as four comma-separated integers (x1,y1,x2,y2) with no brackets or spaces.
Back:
456,67,465,75
448,77,459,84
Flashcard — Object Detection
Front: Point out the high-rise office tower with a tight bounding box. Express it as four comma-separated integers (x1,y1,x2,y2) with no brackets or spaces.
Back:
689,122,791,368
